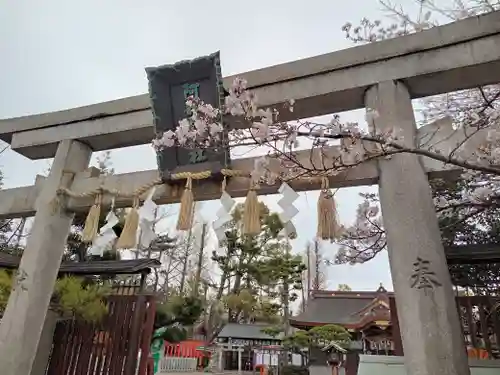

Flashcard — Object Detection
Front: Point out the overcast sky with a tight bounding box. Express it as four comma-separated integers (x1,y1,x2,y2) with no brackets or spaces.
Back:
0,0,440,291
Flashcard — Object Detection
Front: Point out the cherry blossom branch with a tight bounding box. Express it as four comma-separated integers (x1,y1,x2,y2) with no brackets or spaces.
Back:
150,45,500,265
332,1,500,263
293,130,500,175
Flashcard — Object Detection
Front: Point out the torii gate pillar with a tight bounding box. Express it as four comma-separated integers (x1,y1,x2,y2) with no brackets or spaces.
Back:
365,81,469,375
0,140,92,375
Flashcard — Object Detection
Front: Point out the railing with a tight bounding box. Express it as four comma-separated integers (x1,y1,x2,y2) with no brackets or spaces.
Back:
157,357,198,373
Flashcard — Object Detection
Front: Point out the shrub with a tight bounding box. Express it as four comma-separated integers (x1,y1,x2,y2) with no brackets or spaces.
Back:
0,270,108,322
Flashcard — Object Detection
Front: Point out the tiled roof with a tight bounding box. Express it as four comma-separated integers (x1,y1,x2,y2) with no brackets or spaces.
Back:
0,253,160,275
58,259,161,275
0,252,21,267
291,295,372,325
217,323,282,340
290,287,393,328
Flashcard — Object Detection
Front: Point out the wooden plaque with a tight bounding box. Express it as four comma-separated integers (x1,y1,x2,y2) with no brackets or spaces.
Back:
146,51,230,182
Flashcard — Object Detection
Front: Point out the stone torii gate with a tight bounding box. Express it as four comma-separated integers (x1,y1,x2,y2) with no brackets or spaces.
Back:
1,11,500,375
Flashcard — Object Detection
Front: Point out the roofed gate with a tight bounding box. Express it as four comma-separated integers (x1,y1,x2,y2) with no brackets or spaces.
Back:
0,256,160,375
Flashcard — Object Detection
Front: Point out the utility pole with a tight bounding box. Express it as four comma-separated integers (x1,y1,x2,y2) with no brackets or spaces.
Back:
283,241,291,337
178,233,191,294
313,239,320,291
300,279,306,313
193,223,207,297
179,204,196,293
306,242,311,298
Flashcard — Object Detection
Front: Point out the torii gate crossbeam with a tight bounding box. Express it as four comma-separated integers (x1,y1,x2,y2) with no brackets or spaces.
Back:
1,11,500,375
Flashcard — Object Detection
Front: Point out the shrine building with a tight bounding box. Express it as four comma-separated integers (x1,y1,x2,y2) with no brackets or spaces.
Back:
214,323,283,371
289,285,395,356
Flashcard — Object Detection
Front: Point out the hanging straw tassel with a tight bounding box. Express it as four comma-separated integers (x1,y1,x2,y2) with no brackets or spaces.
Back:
317,177,341,242
221,175,227,193
176,176,195,231
242,182,261,235
116,197,140,249
81,192,102,243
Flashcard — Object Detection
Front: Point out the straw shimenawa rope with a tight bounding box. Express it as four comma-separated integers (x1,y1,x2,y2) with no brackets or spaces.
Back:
81,191,102,243
176,176,194,231
171,171,211,231
116,197,140,249
221,175,228,193
317,177,341,242
242,181,261,236
57,168,343,240
57,169,246,204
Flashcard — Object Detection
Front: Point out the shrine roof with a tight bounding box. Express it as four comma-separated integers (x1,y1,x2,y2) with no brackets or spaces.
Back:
0,253,160,275
289,287,393,329
58,259,161,275
217,323,282,341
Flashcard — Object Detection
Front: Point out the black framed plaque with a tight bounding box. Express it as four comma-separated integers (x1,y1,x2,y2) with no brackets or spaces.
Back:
146,51,230,182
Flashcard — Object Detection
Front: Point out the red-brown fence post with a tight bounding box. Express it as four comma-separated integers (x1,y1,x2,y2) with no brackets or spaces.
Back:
389,296,404,356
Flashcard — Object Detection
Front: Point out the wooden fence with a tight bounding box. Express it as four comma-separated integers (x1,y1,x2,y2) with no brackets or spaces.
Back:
390,296,500,359
46,294,155,375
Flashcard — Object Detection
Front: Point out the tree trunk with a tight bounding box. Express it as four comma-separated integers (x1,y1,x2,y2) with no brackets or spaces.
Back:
179,244,190,294
205,262,230,342
153,249,164,292
192,223,207,297
300,278,306,313
283,282,290,336
216,262,229,300
228,271,243,322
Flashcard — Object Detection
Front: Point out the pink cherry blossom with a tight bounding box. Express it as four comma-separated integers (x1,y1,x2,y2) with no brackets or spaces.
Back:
151,67,500,266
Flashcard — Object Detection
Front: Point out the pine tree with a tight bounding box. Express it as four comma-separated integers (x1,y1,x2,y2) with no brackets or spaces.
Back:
203,202,302,340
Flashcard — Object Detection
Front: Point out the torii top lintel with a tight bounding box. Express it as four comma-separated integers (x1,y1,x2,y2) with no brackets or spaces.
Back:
0,11,499,160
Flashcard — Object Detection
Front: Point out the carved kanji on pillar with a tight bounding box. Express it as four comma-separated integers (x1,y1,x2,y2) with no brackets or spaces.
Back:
409,256,443,295
146,51,230,181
